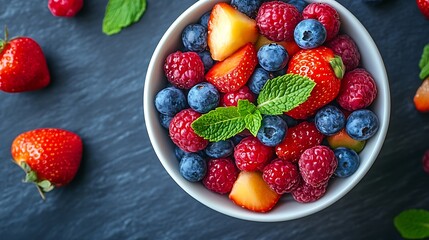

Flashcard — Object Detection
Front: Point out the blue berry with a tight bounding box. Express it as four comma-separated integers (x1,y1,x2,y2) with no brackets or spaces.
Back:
197,51,214,72
271,68,286,78
282,0,308,12
248,67,270,94
315,105,346,136
155,87,187,116
159,114,173,129
179,153,207,182
231,0,262,18
257,115,288,147
205,140,234,158
187,82,220,113
294,19,327,49
182,24,207,52
281,114,299,128
346,109,379,141
199,11,211,28
334,147,360,177
257,43,289,72
231,135,245,146
175,146,187,161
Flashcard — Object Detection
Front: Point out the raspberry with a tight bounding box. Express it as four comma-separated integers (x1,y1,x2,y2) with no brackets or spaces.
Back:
326,34,361,71
299,145,337,187
221,86,255,107
163,51,205,89
423,150,429,174
336,68,377,111
275,122,324,162
417,0,429,19
234,136,274,171
203,158,238,194
48,0,83,17
292,180,327,203
256,1,302,42
303,3,340,41
169,109,209,152
262,159,300,194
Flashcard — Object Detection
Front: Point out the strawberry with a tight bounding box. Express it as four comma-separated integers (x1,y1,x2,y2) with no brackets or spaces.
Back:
11,128,82,199
229,171,280,213
206,43,258,93
414,78,429,112
286,46,344,119
208,3,259,61
0,29,50,93
48,0,84,17
417,0,429,19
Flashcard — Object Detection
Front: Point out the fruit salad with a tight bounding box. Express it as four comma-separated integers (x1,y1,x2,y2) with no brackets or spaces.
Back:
154,0,380,213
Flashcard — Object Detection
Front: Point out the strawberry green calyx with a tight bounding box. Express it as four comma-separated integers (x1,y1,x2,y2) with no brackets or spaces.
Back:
0,26,9,51
330,55,345,79
19,161,54,200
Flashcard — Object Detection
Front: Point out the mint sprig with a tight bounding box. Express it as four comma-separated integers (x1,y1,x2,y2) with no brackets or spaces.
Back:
394,209,429,239
103,0,147,36
419,44,429,80
191,74,315,142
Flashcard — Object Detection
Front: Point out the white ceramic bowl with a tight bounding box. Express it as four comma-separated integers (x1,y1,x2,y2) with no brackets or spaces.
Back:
144,0,390,222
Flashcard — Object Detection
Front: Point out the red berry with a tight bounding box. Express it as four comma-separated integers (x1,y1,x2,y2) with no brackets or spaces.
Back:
326,34,361,71
164,51,205,89
275,122,324,162
221,86,255,107
414,78,429,112
203,158,238,194
303,3,340,41
256,1,302,42
48,0,83,17
417,0,429,19
336,68,377,111
234,136,274,171
169,109,209,152
292,180,327,203
299,145,337,187
262,159,300,194
423,150,429,174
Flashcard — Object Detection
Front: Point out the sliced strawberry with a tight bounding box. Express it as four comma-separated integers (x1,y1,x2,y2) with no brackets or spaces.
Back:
414,78,429,112
206,43,257,93
229,171,280,213
208,3,259,61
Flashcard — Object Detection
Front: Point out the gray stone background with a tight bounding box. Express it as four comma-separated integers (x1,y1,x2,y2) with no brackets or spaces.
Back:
0,0,428,239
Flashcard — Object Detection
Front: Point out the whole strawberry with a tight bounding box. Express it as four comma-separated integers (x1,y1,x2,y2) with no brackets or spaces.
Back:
11,128,82,199
417,0,429,19
299,145,337,187
48,0,83,17
286,46,344,119
414,78,429,112
0,30,50,93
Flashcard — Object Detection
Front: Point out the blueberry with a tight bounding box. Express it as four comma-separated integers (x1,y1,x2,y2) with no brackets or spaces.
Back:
346,109,379,141
197,51,214,72
315,105,346,136
248,67,270,94
182,24,207,52
294,19,327,49
281,114,299,128
205,140,234,158
159,114,173,129
257,43,289,72
187,82,220,113
257,115,288,147
179,153,207,182
231,135,245,146
175,146,187,161
199,11,211,28
282,0,308,12
155,87,187,116
231,0,262,18
271,68,286,78
334,147,360,177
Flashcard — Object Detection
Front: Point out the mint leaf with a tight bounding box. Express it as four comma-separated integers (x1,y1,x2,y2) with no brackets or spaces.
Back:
419,44,429,70
420,63,429,80
244,110,262,136
191,107,246,142
237,99,256,117
257,74,315,115
103,0,147,36
394,209,429,239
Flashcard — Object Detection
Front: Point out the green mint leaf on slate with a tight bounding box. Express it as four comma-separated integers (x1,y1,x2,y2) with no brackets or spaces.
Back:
419,44,429,70
257,74,315,115
394,209,429,239
103,0,147,36
244,110,262,137
420,63,429,80
191,107,246,142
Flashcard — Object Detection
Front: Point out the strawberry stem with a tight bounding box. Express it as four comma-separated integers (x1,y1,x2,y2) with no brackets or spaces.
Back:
14,161,53,200
330,55,345,79
0,25,7,51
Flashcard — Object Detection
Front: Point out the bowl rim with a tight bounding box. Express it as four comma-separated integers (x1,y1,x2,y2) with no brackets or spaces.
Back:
144,0,391,222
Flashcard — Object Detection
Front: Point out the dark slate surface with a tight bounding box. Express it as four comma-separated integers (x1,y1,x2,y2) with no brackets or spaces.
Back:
0,0,428,239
